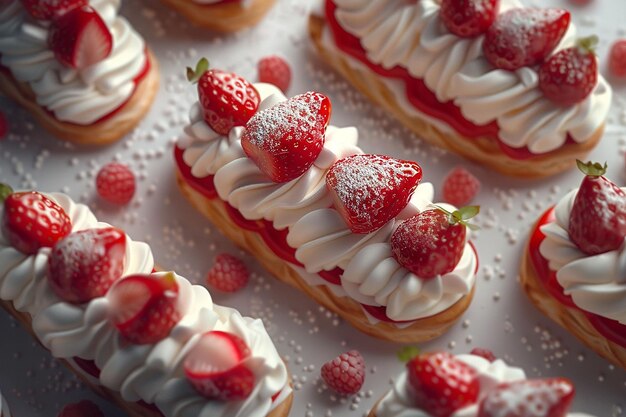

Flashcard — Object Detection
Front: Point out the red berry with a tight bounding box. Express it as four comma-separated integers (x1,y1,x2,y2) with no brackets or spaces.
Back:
0,111,7,140
21,0,87,20
568,161,626,255
539,37,598,106
321,350,365,395
2,191,71,255
442,167,480,207
109,272,182,345
440,0,499,38
258,55,292,93
470,348,497,362
407,352,479,417
48,6,113,69
48,227,126,304
184,331,254,401
206,253,249,293
483,8,570,70
478,378,575,417
609,39,626,78
326,154,422,234
242,92,331,183
57,400,104,417
96,163,136,205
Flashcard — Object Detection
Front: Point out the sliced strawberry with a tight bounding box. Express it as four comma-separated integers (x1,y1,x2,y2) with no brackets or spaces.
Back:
48,227,126,304
391,206,478,278
109,272,182,345
2,189,71,255
478,378,575,417
242,92,331,183
187,59,261,135
184,331,255,401
258,55,292,93
21,0,87,20
407,352,479,417
483,8,570,70
440,0,499,38
48,6,113,69
568,161,626,255
326,154,422,234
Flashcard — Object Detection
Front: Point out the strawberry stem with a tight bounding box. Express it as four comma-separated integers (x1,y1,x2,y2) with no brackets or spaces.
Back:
397,346,420,363
577,35,599,55
186,58,210,84
576,159,606,177
0,183,13,203
434,205,480,231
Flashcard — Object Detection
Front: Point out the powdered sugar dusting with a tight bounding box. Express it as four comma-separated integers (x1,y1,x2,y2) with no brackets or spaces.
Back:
480,379,574,417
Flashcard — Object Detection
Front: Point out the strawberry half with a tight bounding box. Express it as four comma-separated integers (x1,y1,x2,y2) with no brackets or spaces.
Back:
326,154,422,234
109,272,182,345
407,352,479,417
187,59,261,135
48,227,126,304
440,0,499,38
184,331,255,401
568,161,626,255
483,8,570,70
391,206,478,278
48,6,113,69
21,0,87,20
478,378,575,417
242,91,331,183
1,188,71,255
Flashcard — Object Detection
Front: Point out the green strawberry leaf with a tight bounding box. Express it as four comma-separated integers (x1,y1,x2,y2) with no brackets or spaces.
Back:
0,183,13,204
397,346,420,363
186,58,210,84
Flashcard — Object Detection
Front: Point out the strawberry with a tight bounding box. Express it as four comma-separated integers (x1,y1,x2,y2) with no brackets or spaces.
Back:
241,91,331,183
57,400,104,417
478,378,575,417
0,111,7,140
568,161,626,255
470,348,497,362
442,167,481,207
326,154,422,234
539,36,598,106
609,39,626,78
206,253,249,293
184,331,255,401
321,350,365,395
1,189,71,255
96,162,136,205
391,206,478,278
483,8,570,70
440,0,499,38
48,6,113,69
109,272,182,345
48,227,126,304
407,352,479,417
187,58,260,135
258,55,292,93
20,0,87,20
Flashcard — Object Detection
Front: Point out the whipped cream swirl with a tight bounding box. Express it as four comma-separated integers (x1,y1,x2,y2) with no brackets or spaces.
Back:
540,188,626,324
0,0,147,125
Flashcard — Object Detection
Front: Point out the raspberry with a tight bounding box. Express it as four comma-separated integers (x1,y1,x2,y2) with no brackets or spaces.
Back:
442,167,480,207
58,400,104,417
258,55,292,93
206,253,249,292
321,350,365,395
609,39,626,78
95,162,136,205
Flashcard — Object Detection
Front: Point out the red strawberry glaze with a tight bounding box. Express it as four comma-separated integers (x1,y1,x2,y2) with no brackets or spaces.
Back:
324,0,579,161
528,208,626,347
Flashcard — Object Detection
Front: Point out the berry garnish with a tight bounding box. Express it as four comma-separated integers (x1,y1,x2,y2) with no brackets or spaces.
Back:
48,6,113,69
242,91,331,183
539,36,598,106
258,55,292,93
187,58,260,135
609,39,626,78
391,206,479,278
441,0,499,38
184,331,255,401
96,162,136,205
568,160,626,255
21,0,87,20
109,272,182,345
321,350,365,395
478,378,575,417
407,352,479,417
483,8,570,70
470,347,497,362
48,227,126,304
206,253,249,293
2,189,71,255
57,400,104,417
0,111,7,140
326,154,422,234
442,167,480,207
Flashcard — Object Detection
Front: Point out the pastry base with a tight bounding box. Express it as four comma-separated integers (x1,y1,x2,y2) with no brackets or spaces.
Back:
161,0,276,32
176,169,475,343
520,233,626,369
367,398,382,417
0,49,159,147
308,15,604,178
